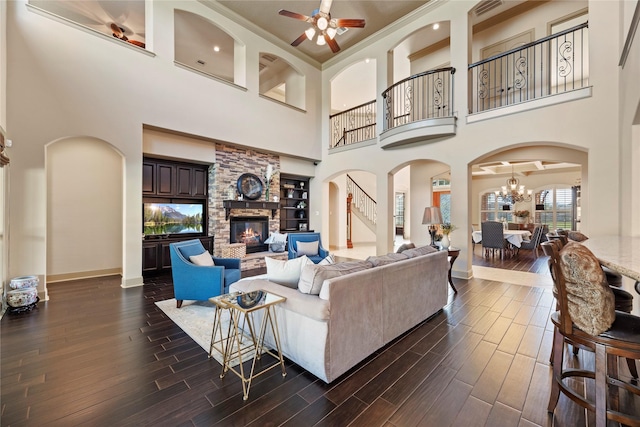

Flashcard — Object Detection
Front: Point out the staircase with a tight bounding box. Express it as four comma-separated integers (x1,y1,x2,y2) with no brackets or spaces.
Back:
347,174,376,234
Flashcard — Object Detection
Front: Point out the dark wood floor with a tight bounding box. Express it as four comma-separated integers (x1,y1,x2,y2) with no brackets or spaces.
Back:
471,244,551,276
2,270,638,426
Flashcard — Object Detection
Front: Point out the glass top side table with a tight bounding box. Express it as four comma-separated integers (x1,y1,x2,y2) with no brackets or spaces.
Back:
209,290,287,400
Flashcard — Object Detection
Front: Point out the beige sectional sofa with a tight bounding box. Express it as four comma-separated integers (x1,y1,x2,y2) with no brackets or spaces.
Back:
229,245,449,383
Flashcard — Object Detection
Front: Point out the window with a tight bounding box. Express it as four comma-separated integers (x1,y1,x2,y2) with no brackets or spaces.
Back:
534,186,572,229
480,192,513,222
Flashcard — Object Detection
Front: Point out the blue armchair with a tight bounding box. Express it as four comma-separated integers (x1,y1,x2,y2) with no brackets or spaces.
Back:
169,239,241,308
288,232,329,264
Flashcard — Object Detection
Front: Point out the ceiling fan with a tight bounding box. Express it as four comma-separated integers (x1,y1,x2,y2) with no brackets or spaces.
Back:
278,0,365,53
110,23,145,48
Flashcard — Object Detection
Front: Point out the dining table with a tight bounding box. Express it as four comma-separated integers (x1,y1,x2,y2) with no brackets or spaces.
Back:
472,229,532,248
581,235,640,295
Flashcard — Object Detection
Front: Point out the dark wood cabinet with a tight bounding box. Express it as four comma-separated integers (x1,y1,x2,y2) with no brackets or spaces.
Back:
142,157,211,275
143,158,208,198
142,236,214,274
279,174,311,232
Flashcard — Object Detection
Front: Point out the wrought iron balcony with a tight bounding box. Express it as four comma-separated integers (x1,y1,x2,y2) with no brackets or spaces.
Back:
469,22,589,114
381,67,456,132
330,100,377,149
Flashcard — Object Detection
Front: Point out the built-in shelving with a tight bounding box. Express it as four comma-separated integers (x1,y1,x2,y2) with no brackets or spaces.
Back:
279,174,311,232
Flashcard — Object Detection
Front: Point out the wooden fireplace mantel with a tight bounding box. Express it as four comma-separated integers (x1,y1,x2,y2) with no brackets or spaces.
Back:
223,200,280,221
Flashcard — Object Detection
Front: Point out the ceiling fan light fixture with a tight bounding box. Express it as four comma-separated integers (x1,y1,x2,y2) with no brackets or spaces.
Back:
316,16,328,31
326,27,337,39
316,34,326,45
305,27,316,40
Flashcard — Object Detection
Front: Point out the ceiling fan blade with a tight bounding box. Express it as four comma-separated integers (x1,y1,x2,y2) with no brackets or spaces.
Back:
326,34,340,53
279,9,311,22
127,39,146,48
291,32,308,47
319,0,333,15
334,18,366,28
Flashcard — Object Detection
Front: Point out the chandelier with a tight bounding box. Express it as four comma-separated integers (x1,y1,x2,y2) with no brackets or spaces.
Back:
495,166,532,204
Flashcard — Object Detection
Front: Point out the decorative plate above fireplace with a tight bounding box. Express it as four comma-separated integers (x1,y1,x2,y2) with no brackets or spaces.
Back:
237,173,263,200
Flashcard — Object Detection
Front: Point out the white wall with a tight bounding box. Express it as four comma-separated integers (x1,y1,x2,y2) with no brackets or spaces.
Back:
5,0,322,290
46,138,123,280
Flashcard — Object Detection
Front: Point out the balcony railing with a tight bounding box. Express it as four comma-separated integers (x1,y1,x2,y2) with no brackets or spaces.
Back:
382,67,456,132
330,100,377,149
469,22,589,114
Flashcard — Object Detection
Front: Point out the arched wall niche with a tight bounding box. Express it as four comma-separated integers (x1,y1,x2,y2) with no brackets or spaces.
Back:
258,52,305,109
46,136,124,283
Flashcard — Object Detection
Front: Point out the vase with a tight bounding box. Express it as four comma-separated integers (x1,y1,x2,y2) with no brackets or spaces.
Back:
441,234,450,250
265,187,269,201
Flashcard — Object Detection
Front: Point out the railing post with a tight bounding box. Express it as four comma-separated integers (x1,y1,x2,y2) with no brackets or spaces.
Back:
346,193,353,249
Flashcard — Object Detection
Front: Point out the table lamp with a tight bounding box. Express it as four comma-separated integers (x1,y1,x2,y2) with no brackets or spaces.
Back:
422,207,443,248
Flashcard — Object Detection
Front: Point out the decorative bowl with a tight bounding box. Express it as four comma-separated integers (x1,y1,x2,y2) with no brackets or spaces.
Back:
237,291,264,309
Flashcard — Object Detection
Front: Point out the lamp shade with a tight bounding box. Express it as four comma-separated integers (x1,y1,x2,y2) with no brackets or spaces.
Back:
422,207,443,225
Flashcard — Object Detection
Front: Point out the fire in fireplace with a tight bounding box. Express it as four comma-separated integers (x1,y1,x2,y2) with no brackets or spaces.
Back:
229,216,269,253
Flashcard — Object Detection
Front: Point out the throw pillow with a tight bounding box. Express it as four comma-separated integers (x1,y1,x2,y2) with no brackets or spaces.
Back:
266,255,312,288
318,254,335,265
296,240,319,257
189,251,215,266
558,242,615,336
396,242,416,253
367,252,409,267
402,245,438,258
299,260,372,295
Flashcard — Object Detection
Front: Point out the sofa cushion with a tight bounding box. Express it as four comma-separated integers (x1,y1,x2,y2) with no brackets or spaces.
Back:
300,260,372,295
318,254,335,265
559,242,615,336
396,242,416,253
296,240,319,257
189,251,215,266
266,255,312,288
402,245,438,258
366,252,409,267
568,231,589,242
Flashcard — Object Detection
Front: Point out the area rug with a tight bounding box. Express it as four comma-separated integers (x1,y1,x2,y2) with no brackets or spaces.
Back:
155,299,254,367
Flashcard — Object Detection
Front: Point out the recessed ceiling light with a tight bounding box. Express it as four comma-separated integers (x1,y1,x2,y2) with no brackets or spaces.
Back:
213,46,220,52
433,23,440,30
365,58,370,63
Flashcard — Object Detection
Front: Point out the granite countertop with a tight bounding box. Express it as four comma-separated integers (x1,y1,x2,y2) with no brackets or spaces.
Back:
581,235,640,282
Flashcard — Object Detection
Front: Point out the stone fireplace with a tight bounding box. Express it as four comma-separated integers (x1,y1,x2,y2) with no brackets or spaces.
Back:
229,216,269,254
208,144,280,259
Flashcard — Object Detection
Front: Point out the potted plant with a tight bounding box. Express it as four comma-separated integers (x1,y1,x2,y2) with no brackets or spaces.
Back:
440,223,456,249
514,210,530,224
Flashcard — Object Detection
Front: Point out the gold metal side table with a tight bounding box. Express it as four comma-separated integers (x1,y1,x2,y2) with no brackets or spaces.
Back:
209,290,287,400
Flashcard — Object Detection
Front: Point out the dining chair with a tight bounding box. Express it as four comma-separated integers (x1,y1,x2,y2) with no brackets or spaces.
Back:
541,242,640,426
517,225,544,257
481,221,509,258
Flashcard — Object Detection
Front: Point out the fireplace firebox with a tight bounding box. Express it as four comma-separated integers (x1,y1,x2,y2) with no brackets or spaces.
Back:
229,216,269,254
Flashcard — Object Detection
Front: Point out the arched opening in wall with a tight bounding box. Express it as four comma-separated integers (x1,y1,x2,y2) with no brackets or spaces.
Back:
329,59,377,148
259,53,304,109
326,171,376,254
46,137,123,282
29,0,146,49
389,21,451,85
385,22,454,132
470,144,585,270
392,160,450,248
174,10,240,84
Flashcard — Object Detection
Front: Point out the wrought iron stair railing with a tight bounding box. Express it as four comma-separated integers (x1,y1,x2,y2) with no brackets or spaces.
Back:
330,100,377,149
347,174,376,228
468,22,589,113
381,67,456,132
